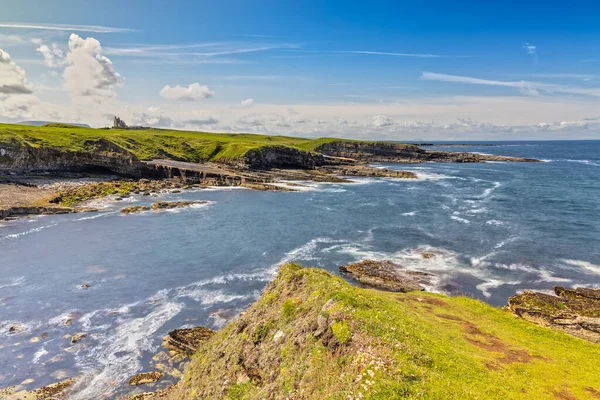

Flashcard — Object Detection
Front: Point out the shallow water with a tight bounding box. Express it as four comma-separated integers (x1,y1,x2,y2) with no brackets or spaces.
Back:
1,140,599,398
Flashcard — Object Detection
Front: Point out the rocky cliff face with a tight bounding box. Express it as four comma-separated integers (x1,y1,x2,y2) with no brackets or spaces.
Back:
0,139,151,177
0,139,215,181
244,146,326,170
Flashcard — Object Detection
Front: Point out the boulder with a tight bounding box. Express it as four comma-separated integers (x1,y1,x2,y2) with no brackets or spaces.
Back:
163,326,215,354
339,260,434,292
129,371,164,385
507,286,600,343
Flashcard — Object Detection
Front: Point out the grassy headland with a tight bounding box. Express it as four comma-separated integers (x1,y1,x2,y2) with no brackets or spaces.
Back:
0,123,363,163
163,263,600,400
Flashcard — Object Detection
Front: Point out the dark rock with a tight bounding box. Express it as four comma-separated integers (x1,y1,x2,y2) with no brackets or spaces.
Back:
507,286,600,343
324,165,417,179
315,141,540,163
245,146,326,170
121,205,150,214
339,260,434,292
163,326,215,354
150,201,208,211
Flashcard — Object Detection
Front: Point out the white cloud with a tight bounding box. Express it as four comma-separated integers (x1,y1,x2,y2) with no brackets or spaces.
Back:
36,43,66,68
371,115,395,127
63,34,122,101
240,98,254,107
0,33,42,46
522,42,536,55
0,22,133,33
160,83,214,101
184,117,219,126
0,48,33,94
421,72,600,97
334,50,440,58
522,42,538,64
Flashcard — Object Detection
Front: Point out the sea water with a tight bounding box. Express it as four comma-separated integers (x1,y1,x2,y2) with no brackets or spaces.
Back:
0,140,598,398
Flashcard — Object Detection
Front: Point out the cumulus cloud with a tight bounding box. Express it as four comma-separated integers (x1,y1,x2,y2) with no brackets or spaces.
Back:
63,34,122,101
371,115,395,128
0,48,33,94
240,98,254,107
36,43,66,68
159,83,214,101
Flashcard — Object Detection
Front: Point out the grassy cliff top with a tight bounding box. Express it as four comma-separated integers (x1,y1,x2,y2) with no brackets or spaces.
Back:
0,123,385,163
164,263,600,400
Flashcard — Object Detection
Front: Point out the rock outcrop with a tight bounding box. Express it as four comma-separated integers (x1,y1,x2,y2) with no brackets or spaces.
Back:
129,371,164,386
244,146,326,170
316,141,540,163
120,201,209,214
163,327,215,354
508,286,600,343
339,259,434,292
324,165,417,179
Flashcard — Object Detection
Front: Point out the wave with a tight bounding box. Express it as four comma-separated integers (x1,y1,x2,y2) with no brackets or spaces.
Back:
0,223,58,241
485,219,505,227
75,211,118,221
69,295,183,400
0,276,25,289
476,279,521,298
450,215,470,224
562,259,600,275
564,159,600,167
32,346,49,364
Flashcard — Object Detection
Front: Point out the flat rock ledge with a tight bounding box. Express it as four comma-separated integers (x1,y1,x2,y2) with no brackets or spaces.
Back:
162,326,216,354
508,286,600,343
0,378,74,400
129,371,164,386
339,259,434,292
325,165,417,179
121,201,209,214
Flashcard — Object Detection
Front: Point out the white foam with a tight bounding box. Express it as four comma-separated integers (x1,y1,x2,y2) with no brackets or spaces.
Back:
1,224,58,241
564,159,600,167
562,259,600,275
176,288,257,305
75,211,118,221
32,346,48,364
476,279,521,298
536,270,572,283
0,276,25,289
479,182,501,199
69,296,183,400
450,215,470,224
485,219,504,227
402,211,417,216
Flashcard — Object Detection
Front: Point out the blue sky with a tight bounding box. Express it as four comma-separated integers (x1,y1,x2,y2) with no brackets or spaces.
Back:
1,0,600,139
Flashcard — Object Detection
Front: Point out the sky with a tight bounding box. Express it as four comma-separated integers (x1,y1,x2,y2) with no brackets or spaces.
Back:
1,0,600,140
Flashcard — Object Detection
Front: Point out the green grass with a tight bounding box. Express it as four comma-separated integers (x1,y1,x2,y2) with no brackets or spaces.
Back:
165,263,600,400
0,123,356,163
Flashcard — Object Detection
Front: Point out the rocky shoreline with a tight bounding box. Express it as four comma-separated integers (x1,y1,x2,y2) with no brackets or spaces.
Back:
0,137,541,221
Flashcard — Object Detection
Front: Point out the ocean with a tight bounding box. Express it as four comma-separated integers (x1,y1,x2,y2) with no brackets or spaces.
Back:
1,140,598,398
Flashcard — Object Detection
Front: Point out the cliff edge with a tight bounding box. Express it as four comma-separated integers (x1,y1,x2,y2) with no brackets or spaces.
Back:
152,264,600,400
